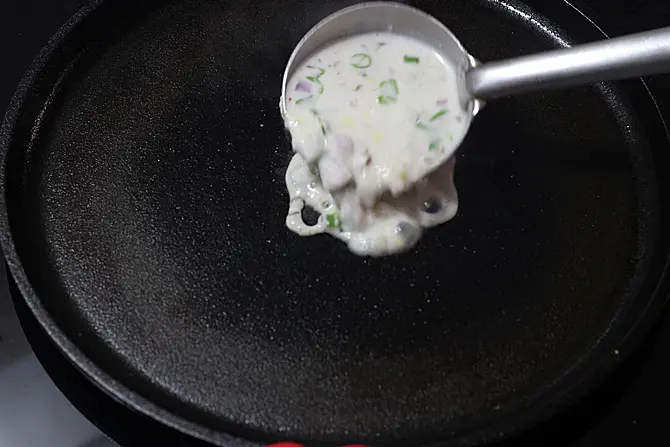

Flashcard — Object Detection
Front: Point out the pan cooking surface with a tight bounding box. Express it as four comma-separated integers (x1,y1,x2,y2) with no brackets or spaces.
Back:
1,0,669,445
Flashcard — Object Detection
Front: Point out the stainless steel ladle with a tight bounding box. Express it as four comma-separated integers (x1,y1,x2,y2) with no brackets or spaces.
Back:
281,2,670,162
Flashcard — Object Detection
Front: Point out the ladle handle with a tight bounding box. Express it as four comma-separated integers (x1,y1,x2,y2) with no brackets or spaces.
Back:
466,27,670,100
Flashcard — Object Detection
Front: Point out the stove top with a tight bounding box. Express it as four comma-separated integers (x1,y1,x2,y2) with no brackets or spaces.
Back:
1,1,670,447
0,268,117,447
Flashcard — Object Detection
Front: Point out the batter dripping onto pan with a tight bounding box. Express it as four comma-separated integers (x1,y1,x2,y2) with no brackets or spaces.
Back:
281,32,470,256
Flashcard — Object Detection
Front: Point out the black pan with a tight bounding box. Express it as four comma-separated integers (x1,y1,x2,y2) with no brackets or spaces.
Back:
1,0,669,446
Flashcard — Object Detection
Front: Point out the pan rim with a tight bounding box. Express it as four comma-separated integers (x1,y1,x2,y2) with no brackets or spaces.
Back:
0,1,255,446
1,0,669,446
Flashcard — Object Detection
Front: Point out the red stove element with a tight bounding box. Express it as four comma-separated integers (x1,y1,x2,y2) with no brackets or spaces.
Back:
267,443,370,447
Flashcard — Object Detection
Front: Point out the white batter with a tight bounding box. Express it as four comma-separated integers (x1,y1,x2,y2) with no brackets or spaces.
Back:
281,32,469,256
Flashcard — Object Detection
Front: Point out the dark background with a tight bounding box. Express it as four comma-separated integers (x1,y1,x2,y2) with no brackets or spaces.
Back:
1,1,669,446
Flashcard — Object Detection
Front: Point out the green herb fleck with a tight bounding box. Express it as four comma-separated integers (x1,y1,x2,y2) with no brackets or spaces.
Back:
430,109,448,121
295,95,312,104
429,139,442,152
377,79,399,104
351,53,372,69
354,84,362,92
326,213,340,228
404,55,420,63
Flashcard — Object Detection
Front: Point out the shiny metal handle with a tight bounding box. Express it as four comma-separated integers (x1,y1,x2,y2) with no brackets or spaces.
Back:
466,27,670,100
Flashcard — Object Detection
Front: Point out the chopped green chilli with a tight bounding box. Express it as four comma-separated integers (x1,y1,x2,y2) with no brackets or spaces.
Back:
385,79,399,93
351,53,372,69
430,109,448,121
404,55,420,63
377,79,399,104
326,213,341,228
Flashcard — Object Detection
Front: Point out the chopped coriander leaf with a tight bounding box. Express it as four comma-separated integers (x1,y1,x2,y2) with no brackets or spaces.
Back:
377,96,394,104
428,139,442,151
351,53,372,69
306,68,326,93
415,119,428,129
326,213,340,228
430,109,448,121
354,84,363,91
309,109,328,135
404,55,420,63
295,95,312,104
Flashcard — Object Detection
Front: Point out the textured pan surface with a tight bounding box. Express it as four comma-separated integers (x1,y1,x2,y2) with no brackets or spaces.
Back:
2,0,670,446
